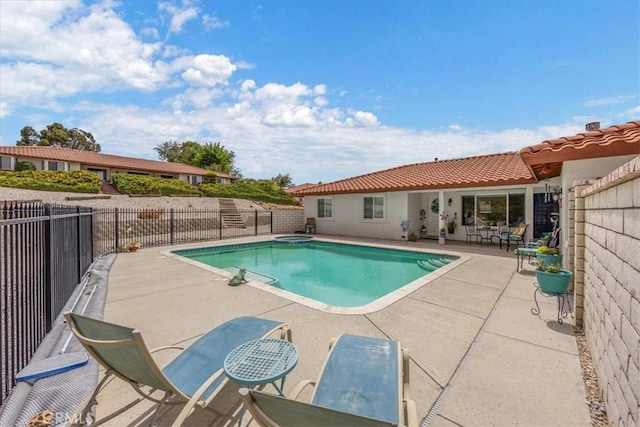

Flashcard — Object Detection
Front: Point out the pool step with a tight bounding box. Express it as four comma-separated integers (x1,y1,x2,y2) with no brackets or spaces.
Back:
224,266,279,286
417,258,451,271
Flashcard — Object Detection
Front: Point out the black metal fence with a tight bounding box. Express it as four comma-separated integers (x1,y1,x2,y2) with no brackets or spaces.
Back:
0,202,95,404
94,207,273,252
0,202,272,405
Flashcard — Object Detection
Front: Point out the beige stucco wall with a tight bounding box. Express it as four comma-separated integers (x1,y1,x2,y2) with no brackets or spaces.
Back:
574,156,640,426
304,192,410,240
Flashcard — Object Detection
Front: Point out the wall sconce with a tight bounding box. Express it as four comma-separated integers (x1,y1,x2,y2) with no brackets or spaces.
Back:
447,198,452,206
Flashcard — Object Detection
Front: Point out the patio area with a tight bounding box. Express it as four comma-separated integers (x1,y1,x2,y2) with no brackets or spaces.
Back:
97,235,590,426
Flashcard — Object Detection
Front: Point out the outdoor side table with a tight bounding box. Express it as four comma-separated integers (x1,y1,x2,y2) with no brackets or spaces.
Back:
224,338,298,423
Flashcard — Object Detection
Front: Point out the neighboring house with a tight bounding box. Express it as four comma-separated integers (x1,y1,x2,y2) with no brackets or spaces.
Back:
293,120,639,246
0,146,236,184
285,182,321,204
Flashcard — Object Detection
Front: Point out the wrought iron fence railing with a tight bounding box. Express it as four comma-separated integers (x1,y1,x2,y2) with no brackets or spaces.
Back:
0,201,272,405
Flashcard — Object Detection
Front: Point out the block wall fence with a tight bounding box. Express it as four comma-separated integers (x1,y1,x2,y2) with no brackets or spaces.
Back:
572,156,640,426
272,208,305,234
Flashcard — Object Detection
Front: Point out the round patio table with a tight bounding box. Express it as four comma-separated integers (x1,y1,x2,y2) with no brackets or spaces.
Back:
224,338,298,424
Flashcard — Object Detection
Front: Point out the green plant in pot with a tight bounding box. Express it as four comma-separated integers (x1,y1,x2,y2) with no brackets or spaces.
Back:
408,230,418,242
536,245,563,267
446,217,457,234
535,259,573,294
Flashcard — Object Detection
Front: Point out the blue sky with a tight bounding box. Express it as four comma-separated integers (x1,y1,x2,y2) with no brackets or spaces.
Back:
1,1,638,184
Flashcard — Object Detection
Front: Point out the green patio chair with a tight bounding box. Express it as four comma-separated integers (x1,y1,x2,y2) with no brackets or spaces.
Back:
498,223,528,251
240,333,418,427
64,312,291,426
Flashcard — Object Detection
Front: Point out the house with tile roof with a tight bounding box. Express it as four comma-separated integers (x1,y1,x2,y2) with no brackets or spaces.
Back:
293,121,639,246
0,146,237,185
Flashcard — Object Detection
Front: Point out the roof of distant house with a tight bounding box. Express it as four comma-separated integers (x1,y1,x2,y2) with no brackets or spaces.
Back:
293,120,640,196
294,152,537,196
285,183,321,194
0,146,236,179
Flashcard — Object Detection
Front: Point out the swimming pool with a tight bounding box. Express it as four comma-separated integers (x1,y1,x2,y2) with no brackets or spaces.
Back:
171,239,460,313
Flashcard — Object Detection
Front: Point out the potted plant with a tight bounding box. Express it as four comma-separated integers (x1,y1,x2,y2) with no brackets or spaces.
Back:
438,227,446,245
408,230,418,242
535,259,573,294
446,216,457,234
127,239,141,252
536,245,562,267
124,225,141,252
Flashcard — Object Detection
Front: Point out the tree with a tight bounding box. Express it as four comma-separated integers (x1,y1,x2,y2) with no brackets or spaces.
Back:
193,142,235,173
16,123,101,152
154,140,182,162
271,173,294,188
17,126,39,146
154,140,240,176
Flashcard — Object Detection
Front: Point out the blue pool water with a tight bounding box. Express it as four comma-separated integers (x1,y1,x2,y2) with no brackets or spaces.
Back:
173,240,456,308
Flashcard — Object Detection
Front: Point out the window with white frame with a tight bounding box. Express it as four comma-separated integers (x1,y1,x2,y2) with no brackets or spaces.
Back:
48,161,63,171
363,196,384,219
317,198,333,218
0,156,11,170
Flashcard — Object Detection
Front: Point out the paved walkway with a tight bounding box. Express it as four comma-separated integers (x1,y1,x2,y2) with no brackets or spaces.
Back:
97,235,589,426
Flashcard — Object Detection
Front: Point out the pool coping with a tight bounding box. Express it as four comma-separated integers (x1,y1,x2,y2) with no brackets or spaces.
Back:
162,235,471,315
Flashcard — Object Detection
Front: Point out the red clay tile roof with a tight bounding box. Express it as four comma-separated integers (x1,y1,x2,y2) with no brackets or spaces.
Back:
0,146,236,179
520,121,640,166
294,152,537,196
296,120,640,196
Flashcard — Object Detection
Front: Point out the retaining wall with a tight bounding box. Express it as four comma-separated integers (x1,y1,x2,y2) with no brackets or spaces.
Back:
573,156,640,425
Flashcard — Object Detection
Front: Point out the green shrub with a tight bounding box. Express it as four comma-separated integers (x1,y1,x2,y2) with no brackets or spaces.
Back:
112,173,202,196
14,161,36,171
0,170,101,193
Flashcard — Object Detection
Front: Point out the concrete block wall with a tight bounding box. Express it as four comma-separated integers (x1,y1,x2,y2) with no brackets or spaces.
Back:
577,156,640,426
272,208,305,234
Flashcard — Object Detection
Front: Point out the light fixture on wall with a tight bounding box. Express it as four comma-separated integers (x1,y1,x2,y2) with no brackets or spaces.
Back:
447,198,452,206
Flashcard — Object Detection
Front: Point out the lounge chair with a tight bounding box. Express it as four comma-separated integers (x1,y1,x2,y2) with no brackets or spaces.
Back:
240,333,418,427
64,312,291,426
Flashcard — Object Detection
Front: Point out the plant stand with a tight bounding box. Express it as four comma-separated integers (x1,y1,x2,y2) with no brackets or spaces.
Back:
438,231,446,245
530,283,572,324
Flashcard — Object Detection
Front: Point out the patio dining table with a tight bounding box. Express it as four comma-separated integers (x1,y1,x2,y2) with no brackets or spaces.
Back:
477,227,495,246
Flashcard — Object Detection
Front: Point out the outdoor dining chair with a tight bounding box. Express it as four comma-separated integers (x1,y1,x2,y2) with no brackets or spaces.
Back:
240,333,418,427
64,312,291,426
465,225,482,245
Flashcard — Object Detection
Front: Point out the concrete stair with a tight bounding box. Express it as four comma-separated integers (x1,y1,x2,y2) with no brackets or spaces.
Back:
100,183,120,195
219,198,245,228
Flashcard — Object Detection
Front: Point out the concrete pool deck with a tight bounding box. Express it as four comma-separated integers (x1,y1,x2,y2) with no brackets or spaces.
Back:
97,235,590,426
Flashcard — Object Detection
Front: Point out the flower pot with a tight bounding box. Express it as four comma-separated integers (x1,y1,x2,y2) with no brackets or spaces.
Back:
536,253,563,269
447,228,455,234
535,269,573,294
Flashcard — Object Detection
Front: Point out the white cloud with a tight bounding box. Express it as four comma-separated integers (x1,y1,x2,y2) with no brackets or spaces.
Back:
181,54,237,86
159,1,199,34
584,95,636,107
202,14,229,30
345,111,379,127
0,102,10,119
